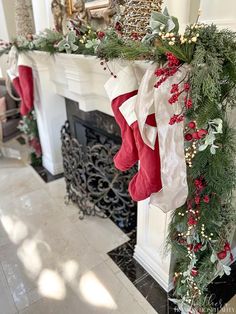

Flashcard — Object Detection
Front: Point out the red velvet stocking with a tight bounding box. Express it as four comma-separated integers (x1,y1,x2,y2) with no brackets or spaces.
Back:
18,65,34,113
128,114,162,201
111,91,139,171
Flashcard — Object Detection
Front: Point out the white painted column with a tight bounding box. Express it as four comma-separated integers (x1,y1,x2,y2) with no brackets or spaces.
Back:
31,0,53,33
134,200,174,291
30,52,67,175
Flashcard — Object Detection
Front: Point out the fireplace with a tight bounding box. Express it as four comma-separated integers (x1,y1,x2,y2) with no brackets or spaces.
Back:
61,99,137,231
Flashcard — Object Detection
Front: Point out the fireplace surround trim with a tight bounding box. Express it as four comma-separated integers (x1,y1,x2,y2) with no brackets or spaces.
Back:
30,51,174,293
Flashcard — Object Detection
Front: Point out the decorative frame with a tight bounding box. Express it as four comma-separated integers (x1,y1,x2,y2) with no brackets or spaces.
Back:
66,0,109,16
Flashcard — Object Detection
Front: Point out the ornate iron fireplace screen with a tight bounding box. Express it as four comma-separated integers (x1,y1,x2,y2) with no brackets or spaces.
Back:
61,121,137,228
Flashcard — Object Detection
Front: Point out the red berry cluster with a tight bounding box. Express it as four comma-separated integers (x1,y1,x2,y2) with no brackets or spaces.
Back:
188,243,202,253
154,52,180,89
154,53,194,125
185,177,211,229
217,242,234,261
168,82,191,105
97,31,105,40
184,121,208,142
169,114,184,125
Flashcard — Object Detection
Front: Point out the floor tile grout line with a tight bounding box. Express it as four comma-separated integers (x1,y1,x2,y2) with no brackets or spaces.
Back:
0,261,19,312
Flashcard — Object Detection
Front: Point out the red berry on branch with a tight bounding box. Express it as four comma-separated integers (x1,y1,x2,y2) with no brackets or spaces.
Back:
169,114,178,125
194,178,205,191
198,129,208,138
217,250,227,260
185,99,193,109
170,84,179,93
188,216,197,226
154,68,164,76
195,196,201,205
188,121,196,129
184,82,190,91
203,195,210,203
194,243,202,252
97,31,105,39
192,132,200,140
176,115,184,123
188,244,193,250
224,242,231,252
168,93,180,104
184,133,193,141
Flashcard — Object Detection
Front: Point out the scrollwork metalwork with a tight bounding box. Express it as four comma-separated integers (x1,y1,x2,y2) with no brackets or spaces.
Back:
61,121,137,227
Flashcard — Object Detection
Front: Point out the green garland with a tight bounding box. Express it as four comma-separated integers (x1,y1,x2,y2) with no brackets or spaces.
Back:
1,11,236,313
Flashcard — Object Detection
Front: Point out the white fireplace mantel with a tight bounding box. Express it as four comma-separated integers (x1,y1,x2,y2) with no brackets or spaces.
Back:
29,51,174,292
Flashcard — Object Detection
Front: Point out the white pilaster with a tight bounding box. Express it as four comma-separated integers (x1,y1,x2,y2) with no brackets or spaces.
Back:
30,52,67,175
134,200,174,291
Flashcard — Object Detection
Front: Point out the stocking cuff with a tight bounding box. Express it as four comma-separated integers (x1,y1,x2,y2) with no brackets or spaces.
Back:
104,65,139,101
120,95,157,149
119,94,137,126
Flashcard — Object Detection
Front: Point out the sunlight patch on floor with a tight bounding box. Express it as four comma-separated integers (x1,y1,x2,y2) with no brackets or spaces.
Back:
17,237,43,278
38,269,66,300
79,271,118,310
61,260,79,283
0,215,28,244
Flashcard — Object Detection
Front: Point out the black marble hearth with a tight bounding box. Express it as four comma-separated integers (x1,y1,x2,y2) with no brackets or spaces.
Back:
108,235,236,314
31,164,64,183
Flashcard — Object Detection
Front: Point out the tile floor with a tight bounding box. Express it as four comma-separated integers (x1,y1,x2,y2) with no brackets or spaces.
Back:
0,155,157,314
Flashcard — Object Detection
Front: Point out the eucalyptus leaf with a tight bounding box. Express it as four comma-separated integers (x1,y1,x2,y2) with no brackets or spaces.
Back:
223,265,231,276
210,253,217,263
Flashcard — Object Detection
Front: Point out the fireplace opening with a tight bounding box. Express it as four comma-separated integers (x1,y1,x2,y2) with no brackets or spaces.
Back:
61,99,137,232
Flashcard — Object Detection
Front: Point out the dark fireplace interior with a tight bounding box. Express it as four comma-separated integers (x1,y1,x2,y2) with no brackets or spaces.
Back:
61,99,137,232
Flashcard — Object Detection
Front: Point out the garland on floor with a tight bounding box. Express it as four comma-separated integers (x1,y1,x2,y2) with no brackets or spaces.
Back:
1,9,236,313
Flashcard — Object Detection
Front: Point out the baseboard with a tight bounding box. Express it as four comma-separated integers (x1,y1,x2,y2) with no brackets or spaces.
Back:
42,155,63,175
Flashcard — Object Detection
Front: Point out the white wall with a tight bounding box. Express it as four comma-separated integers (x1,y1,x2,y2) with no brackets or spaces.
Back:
201,0,236,30
0,0,10,41
0,0,16,77
199,0,236,30
2,0,17,40
162,0,236,31
162,0,201,32
31,0,53,33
